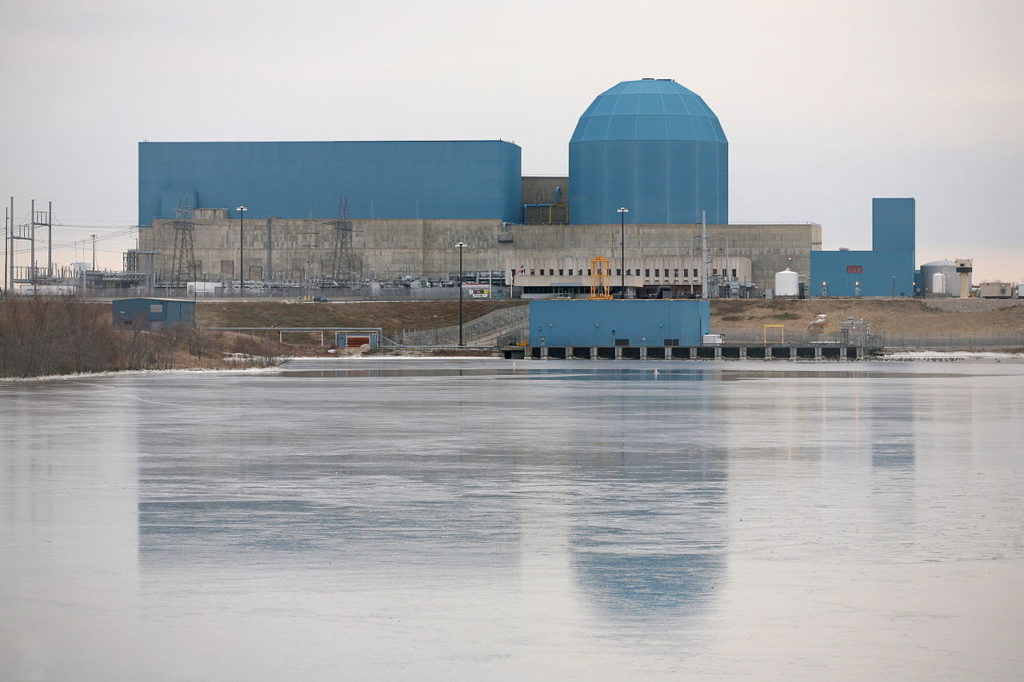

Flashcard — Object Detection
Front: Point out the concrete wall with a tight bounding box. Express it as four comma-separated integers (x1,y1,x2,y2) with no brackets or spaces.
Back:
521,177,568,205
504,223,820,292
140,215,820,291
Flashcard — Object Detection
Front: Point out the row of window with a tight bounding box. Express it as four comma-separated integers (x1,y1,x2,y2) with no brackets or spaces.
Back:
525,267,740,278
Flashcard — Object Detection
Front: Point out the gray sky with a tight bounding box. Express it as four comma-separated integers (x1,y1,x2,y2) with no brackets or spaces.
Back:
2,0,1022,280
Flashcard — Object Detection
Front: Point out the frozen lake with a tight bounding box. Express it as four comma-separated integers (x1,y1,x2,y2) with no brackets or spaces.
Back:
2,358,1023,680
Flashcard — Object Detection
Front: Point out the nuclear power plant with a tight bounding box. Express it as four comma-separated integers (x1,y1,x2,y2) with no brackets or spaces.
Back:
135,78,842,298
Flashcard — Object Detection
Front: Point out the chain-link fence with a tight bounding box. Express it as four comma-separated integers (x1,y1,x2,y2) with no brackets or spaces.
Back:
880,334,1023,350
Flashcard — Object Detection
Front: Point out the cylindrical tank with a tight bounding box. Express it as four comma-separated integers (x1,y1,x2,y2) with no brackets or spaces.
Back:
920,260,962,296
775,268,799,297
568,78,728,225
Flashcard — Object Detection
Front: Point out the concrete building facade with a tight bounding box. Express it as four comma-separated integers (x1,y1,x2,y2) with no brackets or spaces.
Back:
138,213,818,293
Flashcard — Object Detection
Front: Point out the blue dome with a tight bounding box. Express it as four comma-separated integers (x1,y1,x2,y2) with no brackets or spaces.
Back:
570,79,727,144
569,79,729,225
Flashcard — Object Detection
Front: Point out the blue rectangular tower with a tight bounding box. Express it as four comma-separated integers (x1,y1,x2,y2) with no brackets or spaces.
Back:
810,197,916,297
872,198,915,253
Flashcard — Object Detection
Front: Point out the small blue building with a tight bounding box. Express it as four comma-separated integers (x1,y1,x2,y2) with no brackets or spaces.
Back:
112,298,195,329
810,198,915,297
529,299,710,348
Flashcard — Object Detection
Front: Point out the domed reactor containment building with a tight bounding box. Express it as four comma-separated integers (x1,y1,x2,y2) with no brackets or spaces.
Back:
569,78,728,225
137,78,832,297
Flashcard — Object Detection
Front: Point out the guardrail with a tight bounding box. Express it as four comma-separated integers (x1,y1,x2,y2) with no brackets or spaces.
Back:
400,306,529,347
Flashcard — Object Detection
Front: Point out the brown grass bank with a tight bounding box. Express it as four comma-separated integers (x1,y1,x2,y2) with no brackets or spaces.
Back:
0,297,287,378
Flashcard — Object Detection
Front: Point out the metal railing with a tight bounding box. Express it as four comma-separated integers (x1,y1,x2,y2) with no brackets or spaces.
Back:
400,306,529,347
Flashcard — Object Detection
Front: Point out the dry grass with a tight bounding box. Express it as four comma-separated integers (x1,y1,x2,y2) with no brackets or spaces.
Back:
197,300,528,340
0,298,288,378
711,299,1024,338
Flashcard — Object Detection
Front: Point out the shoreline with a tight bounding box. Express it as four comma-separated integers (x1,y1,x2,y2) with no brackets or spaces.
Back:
8,350,1024,382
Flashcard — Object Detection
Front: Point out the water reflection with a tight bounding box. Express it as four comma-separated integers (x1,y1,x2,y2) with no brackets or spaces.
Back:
135,374,524,573
561,385,728,624
4,359,1024,680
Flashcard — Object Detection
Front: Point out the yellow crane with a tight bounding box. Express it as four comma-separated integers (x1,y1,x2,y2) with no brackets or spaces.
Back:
589,256,613,299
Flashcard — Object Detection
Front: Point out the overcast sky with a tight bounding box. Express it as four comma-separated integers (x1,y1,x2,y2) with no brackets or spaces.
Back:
2,0,1021,280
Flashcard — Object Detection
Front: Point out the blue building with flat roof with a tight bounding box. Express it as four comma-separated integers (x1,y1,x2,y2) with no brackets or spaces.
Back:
112,298,195,329
138,140,522,226
530,299,710,348
810,198,916,297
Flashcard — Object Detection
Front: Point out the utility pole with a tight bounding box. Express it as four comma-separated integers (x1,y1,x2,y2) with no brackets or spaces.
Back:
47,201,52,277
701,209,709,299
617,207,628,298
3,205,8,294
30,200,36,287
91,234,97,270
8,197,14,290
456,241,467,346
236,206,247,297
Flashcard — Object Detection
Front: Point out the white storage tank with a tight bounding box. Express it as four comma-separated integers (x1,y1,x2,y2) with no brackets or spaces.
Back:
774,268,799,297
921,260,961,296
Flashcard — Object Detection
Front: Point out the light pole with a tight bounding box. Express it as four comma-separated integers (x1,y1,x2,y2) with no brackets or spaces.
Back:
456,241,467,346
617,207,628,299
236,206,247,297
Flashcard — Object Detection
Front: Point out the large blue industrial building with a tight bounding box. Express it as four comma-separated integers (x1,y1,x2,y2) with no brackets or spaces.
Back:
136,78,919,301
810,198,916,297
138,78,728,229
138,140,522,225
569,78,728,225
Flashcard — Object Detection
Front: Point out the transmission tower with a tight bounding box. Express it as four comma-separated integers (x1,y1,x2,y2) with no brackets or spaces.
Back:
169,198,197,292
330,198,356,284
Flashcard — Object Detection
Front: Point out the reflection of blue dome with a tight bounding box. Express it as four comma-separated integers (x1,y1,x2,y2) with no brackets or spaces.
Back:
569,78,728,225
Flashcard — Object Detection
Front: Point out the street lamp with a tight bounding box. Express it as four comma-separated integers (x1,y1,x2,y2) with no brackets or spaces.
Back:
455,241,467,346
235,206,247,297
617,207,629,299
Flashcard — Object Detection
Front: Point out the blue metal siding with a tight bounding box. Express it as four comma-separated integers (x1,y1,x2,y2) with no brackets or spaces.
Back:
139,141,522,225
529,300,710,347
112,298,195,328
569,139,728,225
569,80,728,225
872,198,915,253
810,250,915,297
810,197,916,297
